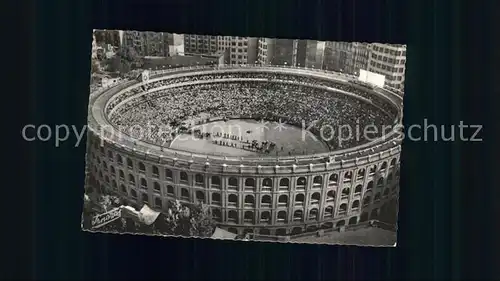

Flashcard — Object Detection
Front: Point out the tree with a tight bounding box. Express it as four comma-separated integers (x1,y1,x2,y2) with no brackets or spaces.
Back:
106,56,131,74
153,200,216,237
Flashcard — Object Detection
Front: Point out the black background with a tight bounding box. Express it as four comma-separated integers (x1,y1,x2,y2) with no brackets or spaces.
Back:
10,0,498,279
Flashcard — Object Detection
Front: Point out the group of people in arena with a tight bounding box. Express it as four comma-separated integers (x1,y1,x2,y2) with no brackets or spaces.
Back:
105,71,398,152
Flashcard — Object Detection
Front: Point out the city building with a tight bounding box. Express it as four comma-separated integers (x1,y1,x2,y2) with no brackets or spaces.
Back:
93,29,121,48
257,38,307,67
322,42,371,75
305,40,325,69
367,43,407,90
123,31,171,57
217,36,259,65
184,34,219,55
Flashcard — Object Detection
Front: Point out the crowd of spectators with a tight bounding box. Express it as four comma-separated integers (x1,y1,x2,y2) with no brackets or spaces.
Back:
106,71,398,151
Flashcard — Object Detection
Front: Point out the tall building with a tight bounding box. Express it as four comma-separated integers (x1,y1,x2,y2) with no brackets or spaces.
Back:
218,36,258,65
367,43,407,90
257,38,307,67
322,42,370,75
94,29,121,48
184,34,218,55
123,31,171,57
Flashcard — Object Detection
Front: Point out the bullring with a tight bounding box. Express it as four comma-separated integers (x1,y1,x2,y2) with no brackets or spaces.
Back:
86,65,402,237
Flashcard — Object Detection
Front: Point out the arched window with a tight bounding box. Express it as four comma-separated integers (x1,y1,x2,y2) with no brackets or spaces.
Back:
279,178,289,189
165,169,173,180
117,155,123,165
112,180,117,190
344,171,352,182
348,217,358,225
211,176,221,187
120,184,127,193
128,174,135,185
244,195,255,207
228,210,238,223
291,227,303,235
152,166,159,178
142,193,149,203
102,162,108,171
181,188,189,200
293,210,303,221
351,200,360,210
336,220,345,227
119,170,125,181
260,211,271,223
295,194,305,206
262,178,273,190
180,172,189,183
369,165,377,175
296,177,307,189
196,191,206,203
155,197,162,208
354,184,362,194
107,150,113,161
244,211,254,223
167,185,175,196
381,161,388,171
277,211,287,222
127,158,133,169
324,206,334,218
339,203,347,214
367,181,374,190
357,169,365,180
110,166,115,175
309,208,319,220
195,174,204,186
153,182,161,192
329,173,338,184
261,195,272,207
310,192,321,204
228,194,238,206
327,190,335,202
390,158,397,167
245,178,255,187
105,175,110,183
341,188,350,198
278,195,288,207
211,209,222,222
140,178,147,189
374,192,381,202
313,176,323,187
228,177,238,190
138,162,146,173
211,193,221,204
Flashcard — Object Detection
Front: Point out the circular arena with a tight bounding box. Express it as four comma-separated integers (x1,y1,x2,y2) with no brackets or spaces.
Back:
87,65,403,238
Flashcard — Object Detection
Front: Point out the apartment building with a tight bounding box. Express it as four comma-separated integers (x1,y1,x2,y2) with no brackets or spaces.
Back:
367,43,407,90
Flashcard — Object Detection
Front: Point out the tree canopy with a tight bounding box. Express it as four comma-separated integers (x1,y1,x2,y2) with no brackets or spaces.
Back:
153,200,216,237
